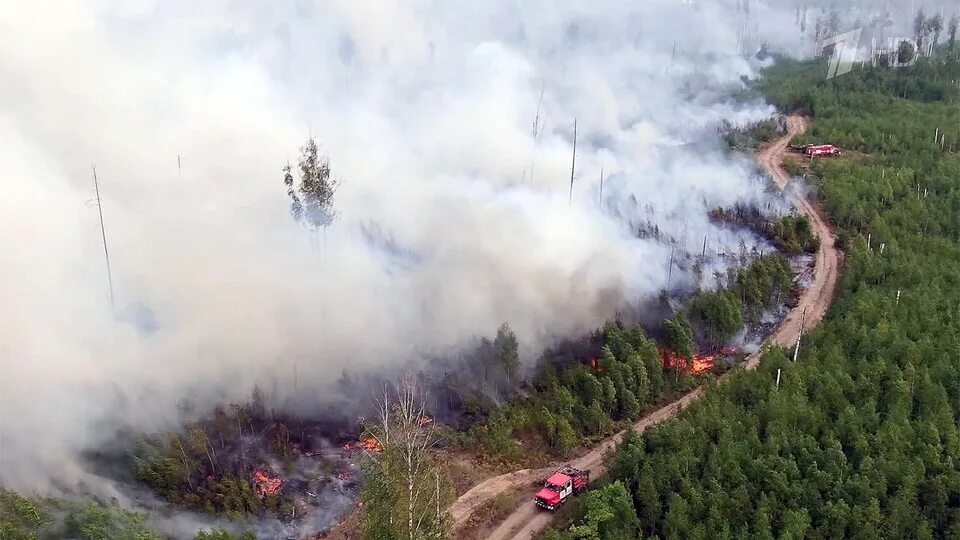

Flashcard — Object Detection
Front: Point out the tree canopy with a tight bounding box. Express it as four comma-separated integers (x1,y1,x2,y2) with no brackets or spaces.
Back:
548,49,960,540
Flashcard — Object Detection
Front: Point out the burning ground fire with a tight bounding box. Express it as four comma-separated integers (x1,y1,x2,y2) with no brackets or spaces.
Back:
343,437,383,453
253,468,284,498
244,434,370,539
660,347,739,375
122,409,390,540
588,357,602,373
586,350,737,376
341,417,432,454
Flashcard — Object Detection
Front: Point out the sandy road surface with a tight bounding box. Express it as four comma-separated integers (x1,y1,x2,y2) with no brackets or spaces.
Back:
449,115,841,540
750,116,840,358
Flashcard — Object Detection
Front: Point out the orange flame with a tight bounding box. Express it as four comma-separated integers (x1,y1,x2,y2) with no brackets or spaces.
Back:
661,347,738,375
344,437,383,453
690,355,714,375
360,438,383,451
253,468,283,497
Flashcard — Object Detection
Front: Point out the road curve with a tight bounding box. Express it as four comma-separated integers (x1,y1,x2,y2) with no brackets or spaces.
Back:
452,115,840,540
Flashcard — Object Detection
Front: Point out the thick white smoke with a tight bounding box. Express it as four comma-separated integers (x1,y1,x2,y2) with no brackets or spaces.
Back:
6,0,923,496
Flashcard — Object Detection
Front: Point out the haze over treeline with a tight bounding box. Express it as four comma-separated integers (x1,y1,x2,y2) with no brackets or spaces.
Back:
0,0,942,498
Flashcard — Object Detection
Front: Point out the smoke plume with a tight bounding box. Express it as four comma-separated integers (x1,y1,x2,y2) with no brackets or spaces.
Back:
4,0,940,504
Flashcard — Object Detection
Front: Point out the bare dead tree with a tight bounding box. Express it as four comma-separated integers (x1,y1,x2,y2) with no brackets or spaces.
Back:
598,167,604,207
531,86,545,140
91,166,115,309
569,118,577,205
527,85,546,184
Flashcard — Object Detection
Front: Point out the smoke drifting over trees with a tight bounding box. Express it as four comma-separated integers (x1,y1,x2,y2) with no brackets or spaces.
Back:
0,0,918,502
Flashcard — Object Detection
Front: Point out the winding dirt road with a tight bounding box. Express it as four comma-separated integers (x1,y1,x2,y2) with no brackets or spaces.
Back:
751,116,840,360
449,115,841,540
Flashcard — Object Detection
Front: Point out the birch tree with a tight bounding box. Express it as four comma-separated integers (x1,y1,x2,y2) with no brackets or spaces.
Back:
360,377,451,540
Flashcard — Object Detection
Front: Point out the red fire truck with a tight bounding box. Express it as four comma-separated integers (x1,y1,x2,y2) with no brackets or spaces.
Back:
804,144,841,157
534,466,590,511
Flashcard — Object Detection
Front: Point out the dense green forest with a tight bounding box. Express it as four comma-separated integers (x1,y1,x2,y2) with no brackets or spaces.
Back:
546,51,960,540
0,489,253,540
446,250,793,467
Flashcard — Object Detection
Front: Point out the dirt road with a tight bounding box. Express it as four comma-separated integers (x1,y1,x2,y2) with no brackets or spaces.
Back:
449,115,841,540
750,116,840,361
